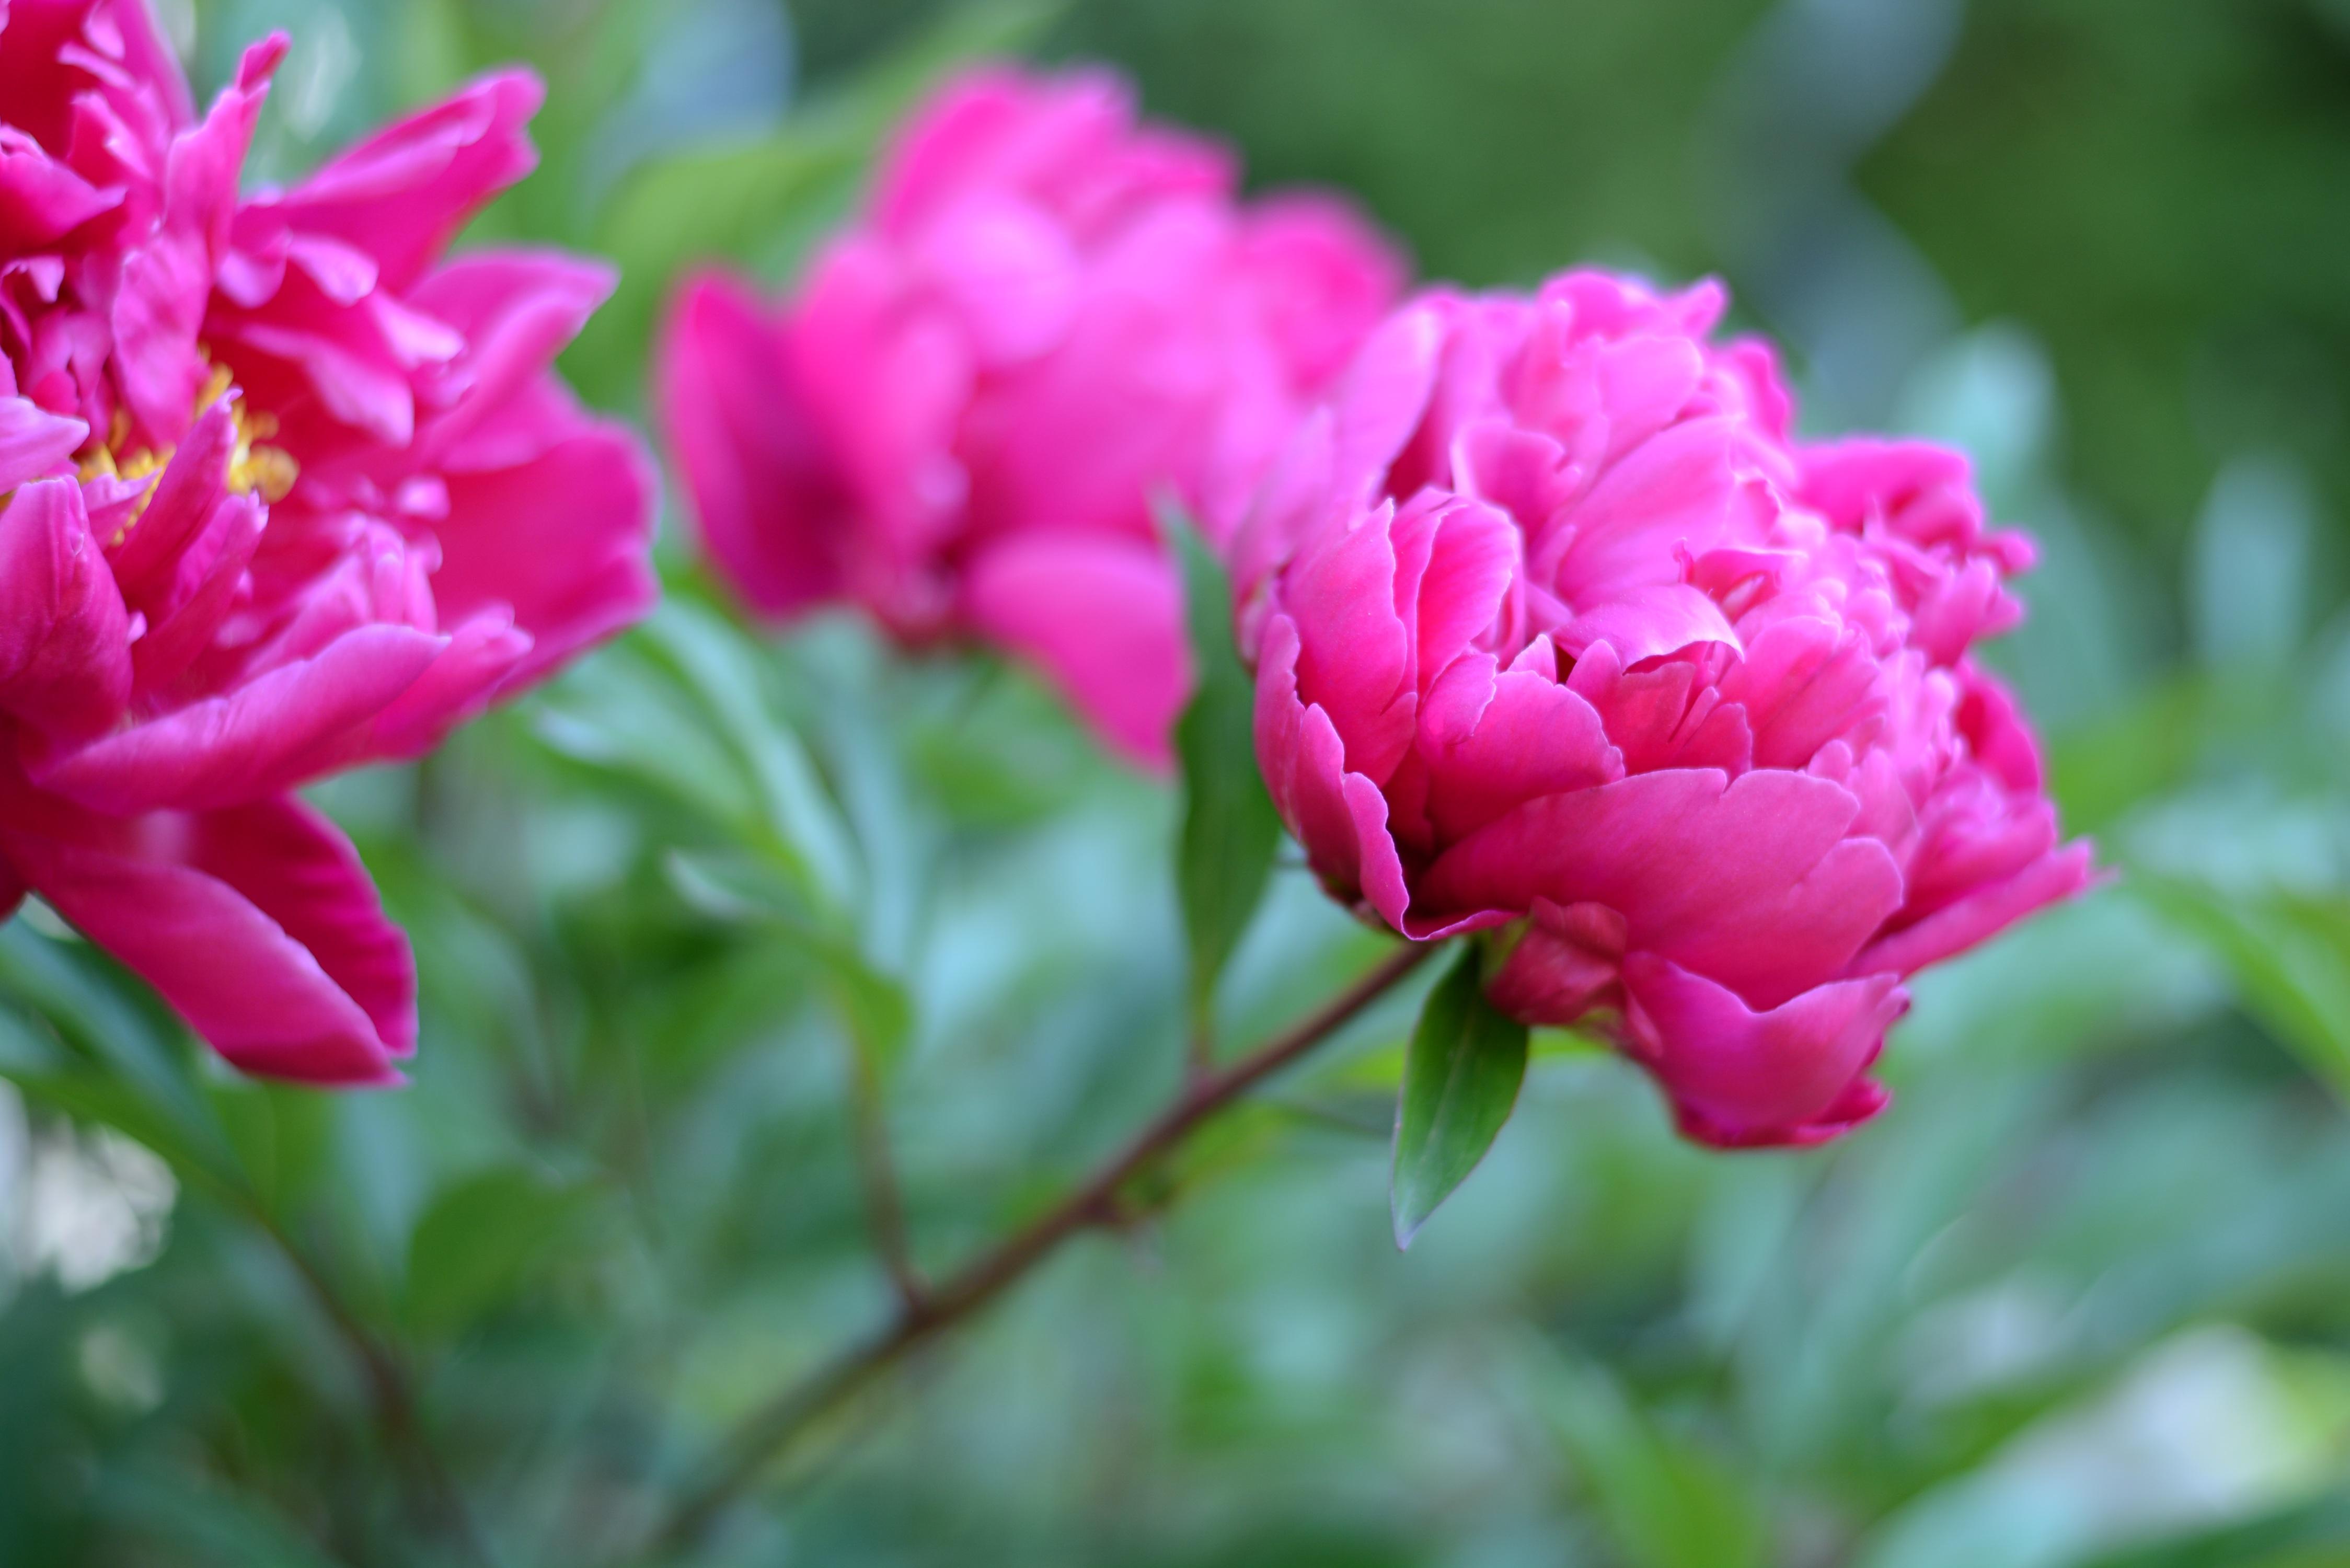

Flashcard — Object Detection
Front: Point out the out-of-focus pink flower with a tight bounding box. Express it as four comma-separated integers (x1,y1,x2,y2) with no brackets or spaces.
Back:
1240,272,2093,1147
0,2,656,1085
658,63,1404,767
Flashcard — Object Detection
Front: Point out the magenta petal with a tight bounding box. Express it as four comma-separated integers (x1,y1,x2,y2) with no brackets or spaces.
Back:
1418,655,1622,843
1622,952,1905,1146
281,68,544,293
129,491,264,696
1559,582,1741,666
657,271,851,617
1404,493,1520,687
1485,897,1626,1025
1,795,407,1085
354,609,533,759
912,192,1080,366
182,795,417,1057
407,250,616,460
30,624,441,814
1420,768,1904,1005
1332,299,1447,494
961,531,1190,771
1857,840,2100,978
1295,697,1411,929
1254,613,1411,928
1553,416,1744,601
106,400,237,606
0,131,116,250
111,36,281,442
0,477,132,744
1285,503,1415,783
0,396,86,491
432,413,656,689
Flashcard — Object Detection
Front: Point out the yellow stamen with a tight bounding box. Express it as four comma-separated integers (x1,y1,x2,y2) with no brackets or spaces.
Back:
74,359,299,540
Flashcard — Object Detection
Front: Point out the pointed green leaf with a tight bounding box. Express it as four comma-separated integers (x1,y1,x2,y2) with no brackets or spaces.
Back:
1504,1333,1768,1568
638,599,861,914
402,1166,602,1338
1165,504,1283,1033
664,848,913,1081
1391,944,1528,1247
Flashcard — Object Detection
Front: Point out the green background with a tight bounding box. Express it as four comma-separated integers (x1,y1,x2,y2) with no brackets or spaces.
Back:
4,0,2349,1563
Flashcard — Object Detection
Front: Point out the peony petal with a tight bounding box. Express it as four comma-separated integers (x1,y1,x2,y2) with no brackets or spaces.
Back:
1484,897,1627,1025
911,191,1080,367
1285,501,1416,783
0,788,408,1085
407,250,615,460
1417,653,1621,843
1856,840,2099,978
961,531,1190,770
656,270,853,617
0,129,117,248
1332,298,1447,495
1552,416,1745,604
1621,952,1905,1147
431,410,655,690
1420,767,1904,1005
0,477,131,744
0,395,86,490
1558,581,1741,666
29,623,441,813
280,68,543,292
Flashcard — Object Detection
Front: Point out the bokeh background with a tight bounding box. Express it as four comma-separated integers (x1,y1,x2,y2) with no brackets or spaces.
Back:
5,0,2350,1563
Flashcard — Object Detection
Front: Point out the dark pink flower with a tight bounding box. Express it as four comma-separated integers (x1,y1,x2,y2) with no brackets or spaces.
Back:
658,64,1403,767
1240,272,2093,1147
0,2,656,1084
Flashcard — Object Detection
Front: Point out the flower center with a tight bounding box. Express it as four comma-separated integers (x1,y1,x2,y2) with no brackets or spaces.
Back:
76,360,298,539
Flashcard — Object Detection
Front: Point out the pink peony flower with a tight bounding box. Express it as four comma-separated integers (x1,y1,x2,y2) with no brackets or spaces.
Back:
0,2,656,1084
1238,272,2094,1147
657,63,1403,767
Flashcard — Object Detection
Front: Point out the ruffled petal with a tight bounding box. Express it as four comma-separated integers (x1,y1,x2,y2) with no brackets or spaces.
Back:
961,531,1189,771
0,476,131,743
0,785,409,1085
29,623,441,813
656,270,854,617
1621,952,1905,1147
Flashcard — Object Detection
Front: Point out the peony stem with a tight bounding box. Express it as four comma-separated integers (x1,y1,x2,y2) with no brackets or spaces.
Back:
646,940,1438,1556
842,1032,927,1312
249,1206,500,1566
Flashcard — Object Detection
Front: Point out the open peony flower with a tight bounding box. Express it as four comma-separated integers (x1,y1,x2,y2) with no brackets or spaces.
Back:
658,63,1403,767
1238,272,2094,1147
0,1,656,1084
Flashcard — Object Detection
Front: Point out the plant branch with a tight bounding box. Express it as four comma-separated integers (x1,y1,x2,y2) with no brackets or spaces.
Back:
646,940,1436,1556
842,1037,926,1311
250,1206,499,1566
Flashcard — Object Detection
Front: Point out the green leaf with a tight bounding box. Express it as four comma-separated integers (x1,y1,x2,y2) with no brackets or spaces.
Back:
206,1081,334,1220
638,599,861,913
2139,878,2350,1100
1505,1334,1768,1568
105,1464,350,1568
664,848,913,1082
402,1166,601,1339
534,640,762,833
1391,944,1528,1248
2071,1489,2350,1568
0,925,239,1194
1165,503,1283,1035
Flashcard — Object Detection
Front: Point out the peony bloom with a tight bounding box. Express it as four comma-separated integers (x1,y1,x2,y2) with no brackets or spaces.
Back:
658,63,1403,767
0,2,656,1084
1239,272,2093,1146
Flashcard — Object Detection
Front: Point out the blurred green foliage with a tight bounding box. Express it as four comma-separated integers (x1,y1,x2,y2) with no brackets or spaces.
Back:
3,0,2349,1564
